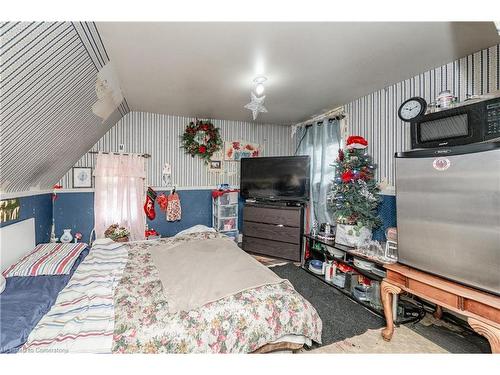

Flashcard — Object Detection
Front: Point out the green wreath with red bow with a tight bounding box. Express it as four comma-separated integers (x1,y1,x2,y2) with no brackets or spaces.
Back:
181,120,223,162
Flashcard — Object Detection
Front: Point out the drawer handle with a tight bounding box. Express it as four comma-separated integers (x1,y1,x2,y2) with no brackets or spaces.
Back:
276,224,284,227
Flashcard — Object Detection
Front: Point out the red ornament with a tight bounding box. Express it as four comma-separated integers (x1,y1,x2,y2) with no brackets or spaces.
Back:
341,170,354,182
198,145,207,154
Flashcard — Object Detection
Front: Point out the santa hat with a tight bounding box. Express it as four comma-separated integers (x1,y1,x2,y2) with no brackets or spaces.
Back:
346,135,368,149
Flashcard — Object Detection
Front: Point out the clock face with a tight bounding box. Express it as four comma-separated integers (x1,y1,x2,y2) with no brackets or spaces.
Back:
398,97,427,122
400,100,422,120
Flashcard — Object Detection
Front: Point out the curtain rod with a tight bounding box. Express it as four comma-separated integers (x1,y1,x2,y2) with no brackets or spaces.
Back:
88,151,151,158
293,106,346,128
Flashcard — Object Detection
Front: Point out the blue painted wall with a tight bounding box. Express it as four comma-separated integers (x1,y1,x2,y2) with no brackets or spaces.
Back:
373,194,397,241
53,189,232,242
53,192,95,244
0,194,52,244
147,190,214,237
53,191,396,243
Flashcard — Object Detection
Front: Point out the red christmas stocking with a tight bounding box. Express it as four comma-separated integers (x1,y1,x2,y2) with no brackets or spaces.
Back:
144,187,157,220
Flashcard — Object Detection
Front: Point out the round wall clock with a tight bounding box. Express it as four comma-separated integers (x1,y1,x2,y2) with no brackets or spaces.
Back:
398,97,427,122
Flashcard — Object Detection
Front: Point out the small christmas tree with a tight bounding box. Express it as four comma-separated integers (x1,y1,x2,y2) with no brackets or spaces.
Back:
328,135,381,231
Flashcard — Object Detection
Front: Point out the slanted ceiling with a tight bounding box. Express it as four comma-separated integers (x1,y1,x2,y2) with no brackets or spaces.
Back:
0,22,130,193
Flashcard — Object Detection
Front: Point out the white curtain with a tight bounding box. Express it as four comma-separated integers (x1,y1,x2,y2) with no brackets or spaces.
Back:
297,119,341,227
94,153,146,241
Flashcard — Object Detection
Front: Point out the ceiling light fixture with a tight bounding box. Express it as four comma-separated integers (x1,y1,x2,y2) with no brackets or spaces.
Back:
253,76,267,96
244,92,268,121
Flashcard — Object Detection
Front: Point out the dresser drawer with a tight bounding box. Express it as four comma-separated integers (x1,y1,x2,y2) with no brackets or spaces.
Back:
243,206,301,227
243,236,300,261
243,221,300,244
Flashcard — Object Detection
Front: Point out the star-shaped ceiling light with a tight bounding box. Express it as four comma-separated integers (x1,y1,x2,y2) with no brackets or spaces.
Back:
244,92,268,120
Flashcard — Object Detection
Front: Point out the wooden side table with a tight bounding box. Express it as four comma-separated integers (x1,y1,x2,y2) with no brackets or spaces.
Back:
381,263,500,353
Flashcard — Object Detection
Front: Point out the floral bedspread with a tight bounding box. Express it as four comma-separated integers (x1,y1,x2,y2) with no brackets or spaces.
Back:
112,232,322,353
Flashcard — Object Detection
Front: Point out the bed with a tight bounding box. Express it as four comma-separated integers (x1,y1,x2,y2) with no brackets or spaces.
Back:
0,249,88,353
14,230,322,353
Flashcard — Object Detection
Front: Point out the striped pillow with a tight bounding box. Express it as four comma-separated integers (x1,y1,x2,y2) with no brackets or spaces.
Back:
3,243,87,277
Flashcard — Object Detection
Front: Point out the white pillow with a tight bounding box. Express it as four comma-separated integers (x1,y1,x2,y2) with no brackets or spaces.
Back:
93,238,114,246
0,274,6,294
174,225,216,237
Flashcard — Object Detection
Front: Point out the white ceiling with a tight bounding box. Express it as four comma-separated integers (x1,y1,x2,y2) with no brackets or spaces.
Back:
97,22,500,124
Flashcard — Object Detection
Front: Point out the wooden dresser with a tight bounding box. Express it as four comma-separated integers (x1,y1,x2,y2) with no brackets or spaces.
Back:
242,203,304,261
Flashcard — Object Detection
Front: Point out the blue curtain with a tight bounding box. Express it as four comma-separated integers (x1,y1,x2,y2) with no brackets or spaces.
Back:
296,119,341,227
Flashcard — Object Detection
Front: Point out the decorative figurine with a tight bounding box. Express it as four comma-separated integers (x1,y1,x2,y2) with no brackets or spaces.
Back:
311,220,318,237
60,228,73,243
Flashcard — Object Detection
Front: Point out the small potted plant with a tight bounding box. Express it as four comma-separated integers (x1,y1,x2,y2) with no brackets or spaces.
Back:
104,224,130,242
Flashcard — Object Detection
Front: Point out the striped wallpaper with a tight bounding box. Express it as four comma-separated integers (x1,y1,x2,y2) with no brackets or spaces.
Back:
344,43,500,186
0,22,129,193
60,111,293,188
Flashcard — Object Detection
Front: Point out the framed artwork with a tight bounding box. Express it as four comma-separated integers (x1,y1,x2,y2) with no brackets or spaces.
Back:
208,151,223,173
73,167,93,188
0,198,20,223
224,141,260,161
208,160,222,172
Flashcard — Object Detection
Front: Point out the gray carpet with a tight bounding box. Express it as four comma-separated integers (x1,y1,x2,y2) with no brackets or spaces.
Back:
272,263,491,353
271,263,384,346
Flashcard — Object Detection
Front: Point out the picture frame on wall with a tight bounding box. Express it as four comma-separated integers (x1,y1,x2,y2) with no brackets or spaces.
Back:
209,160,222,172
224,141,260,161
208,151,224,173
72,167,93,188
0,198,20,223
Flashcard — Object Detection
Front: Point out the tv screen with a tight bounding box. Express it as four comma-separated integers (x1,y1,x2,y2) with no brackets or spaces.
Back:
240,156,310,202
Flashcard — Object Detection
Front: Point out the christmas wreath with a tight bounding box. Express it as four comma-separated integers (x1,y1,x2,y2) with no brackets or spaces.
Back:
181,120,223,162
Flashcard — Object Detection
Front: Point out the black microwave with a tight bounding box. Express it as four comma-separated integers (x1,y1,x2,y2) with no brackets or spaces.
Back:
410,97,500,149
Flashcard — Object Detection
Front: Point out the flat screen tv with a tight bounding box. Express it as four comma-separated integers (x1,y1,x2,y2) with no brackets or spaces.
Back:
240,156,310,202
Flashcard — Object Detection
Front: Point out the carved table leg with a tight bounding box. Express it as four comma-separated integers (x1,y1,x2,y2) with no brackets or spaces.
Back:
381,281,402,341
468,318,500,354
433,305,443,320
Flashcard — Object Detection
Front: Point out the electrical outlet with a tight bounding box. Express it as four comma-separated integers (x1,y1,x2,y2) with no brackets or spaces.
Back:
118,144,125,151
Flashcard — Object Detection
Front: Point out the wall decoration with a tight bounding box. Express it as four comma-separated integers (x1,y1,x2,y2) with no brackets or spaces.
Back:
0,199,20,223
208,151,224,173
144,187,157,220
166,192,182,222
181,120,223,163
72,167,93,188
244,92,268,120
61,112,293,188
162,163,172,186
209,160,223,172
224,141,260,161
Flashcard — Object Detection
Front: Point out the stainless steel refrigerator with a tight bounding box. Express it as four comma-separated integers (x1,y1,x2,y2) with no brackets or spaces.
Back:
395,142,500,295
